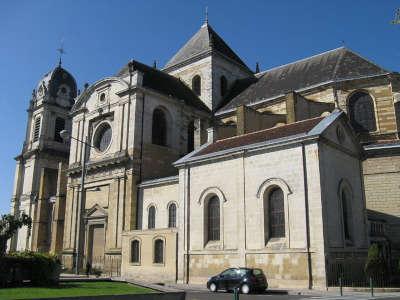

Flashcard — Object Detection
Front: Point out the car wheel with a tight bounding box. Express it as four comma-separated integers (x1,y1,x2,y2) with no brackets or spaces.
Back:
241,283,250,294
209,282,217,292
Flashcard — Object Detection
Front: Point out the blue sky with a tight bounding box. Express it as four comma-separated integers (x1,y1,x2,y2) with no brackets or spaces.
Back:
0,1,399,214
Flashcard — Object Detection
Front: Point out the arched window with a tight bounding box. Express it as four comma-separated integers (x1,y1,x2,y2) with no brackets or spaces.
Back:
207,196,220,241
130,240,140,263
148,206,156,229
154,239,164,263
33,116,41,142
220,76,227,97
192,75,201,96
348,92,376,132
152,108,167,146
54,117,65,142
265,188,285,239
168,203,177,228
187,121,195,153
341,188,352,240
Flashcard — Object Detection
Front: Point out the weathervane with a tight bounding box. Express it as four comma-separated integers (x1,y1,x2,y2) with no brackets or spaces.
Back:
391,8,400,24
57,39,66,67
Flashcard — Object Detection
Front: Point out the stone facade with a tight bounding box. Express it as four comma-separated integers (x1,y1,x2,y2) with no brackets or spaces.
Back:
9,21,400,290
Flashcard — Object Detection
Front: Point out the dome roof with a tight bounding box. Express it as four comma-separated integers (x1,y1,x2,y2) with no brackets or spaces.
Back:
36,65,77,99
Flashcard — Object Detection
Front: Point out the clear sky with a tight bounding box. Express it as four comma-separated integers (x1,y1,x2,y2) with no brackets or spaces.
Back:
0,1,399,214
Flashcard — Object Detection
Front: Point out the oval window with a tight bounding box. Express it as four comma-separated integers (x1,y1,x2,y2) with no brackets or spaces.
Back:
94,123,112,152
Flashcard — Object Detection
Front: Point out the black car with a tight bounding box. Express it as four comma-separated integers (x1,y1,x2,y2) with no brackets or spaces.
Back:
206,267,268,294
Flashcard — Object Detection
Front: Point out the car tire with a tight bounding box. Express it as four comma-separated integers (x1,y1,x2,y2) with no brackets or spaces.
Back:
209,282,217,292
241,283,250,294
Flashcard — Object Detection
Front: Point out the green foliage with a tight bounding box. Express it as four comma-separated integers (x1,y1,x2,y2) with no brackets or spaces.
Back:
0,213,32,255
364,244,387,277
0,251,61,287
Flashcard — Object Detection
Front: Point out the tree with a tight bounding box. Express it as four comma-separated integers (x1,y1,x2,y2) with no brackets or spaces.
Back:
365,244,387,278
0,213,32,255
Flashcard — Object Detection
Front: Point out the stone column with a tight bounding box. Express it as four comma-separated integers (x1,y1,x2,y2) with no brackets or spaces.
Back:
50,162,67,254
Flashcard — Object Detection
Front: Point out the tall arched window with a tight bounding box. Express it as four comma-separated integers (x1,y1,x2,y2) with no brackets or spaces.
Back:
220,76,227,97
168,203,177,228
341,188,352,240
207,196,220,242
54,117,65,142
148,206,156,229
187,121,195,153
266,188,285,239
192,75,201,96
33,116,41,142
130,240,140,263
152,108,167,146
154,239,164,263
348,92,376,132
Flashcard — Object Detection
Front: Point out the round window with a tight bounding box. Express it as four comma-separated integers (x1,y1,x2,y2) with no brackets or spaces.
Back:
94,123,112,152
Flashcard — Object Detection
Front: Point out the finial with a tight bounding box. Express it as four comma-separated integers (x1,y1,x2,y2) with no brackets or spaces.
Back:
255,62,260,73
57,38,66,67
153,60,157,69
32,89,36,98
84,83,89,90
205,6,208,24
341,40,346,47
78,89,81,96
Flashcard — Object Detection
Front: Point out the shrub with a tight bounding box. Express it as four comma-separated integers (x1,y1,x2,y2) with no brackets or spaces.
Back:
365,244,387,278
0,251,61,287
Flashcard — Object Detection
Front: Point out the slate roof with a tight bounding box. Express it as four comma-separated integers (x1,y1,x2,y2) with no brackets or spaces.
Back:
36,66,77,99
217,47,390,115
118,60,210,112
194,116,324,157
164,23,250,71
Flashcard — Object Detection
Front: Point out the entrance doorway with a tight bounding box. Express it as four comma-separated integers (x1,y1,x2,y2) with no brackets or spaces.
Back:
88,224,105,269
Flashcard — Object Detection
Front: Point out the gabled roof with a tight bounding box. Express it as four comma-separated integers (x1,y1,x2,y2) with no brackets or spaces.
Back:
118,60,210,112
174,110,348,166
164,23,250,71
217,47,390,115
196,116,324,157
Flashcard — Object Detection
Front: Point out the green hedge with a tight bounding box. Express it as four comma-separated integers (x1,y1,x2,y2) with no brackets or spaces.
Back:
0,251,61,287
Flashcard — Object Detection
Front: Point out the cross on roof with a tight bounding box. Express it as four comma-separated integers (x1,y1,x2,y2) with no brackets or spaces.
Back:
57,39,66,66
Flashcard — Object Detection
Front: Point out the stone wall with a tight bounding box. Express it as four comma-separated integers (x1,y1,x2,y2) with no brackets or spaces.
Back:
363,155,400,249
121,229,178,283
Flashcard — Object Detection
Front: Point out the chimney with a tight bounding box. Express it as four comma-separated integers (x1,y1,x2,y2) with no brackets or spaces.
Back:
207,127,218,143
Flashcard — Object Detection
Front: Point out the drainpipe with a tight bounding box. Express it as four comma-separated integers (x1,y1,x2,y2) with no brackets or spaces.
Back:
301,143,313,289
185,167,191,284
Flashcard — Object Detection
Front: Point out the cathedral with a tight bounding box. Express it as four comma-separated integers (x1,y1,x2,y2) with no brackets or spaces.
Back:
8,20,400,289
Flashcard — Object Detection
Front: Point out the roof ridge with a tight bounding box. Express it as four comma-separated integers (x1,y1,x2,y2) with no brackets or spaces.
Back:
256,47,346,76
214,115,324,144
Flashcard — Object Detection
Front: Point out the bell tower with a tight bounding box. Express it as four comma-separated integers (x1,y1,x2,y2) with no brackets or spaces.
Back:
9,63,77,253
163,21,253,112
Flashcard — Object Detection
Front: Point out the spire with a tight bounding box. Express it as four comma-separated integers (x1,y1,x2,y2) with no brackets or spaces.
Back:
255,62,260,73
153,60,157,69
204,6,208,25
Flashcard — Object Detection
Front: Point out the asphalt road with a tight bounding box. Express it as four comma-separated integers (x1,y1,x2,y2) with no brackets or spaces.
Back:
185,291,400,300
186,291,309,300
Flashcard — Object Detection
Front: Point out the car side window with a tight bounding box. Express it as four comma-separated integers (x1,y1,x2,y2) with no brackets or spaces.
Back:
221,269,233,277
237,269,247,277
